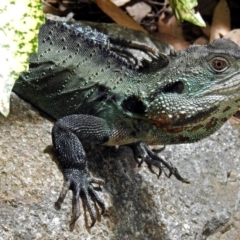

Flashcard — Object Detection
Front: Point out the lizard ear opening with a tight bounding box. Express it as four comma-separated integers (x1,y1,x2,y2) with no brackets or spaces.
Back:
162,81,184,94
121,95,146,114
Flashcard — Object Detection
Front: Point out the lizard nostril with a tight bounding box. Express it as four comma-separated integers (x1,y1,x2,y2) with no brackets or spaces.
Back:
162,81,184,94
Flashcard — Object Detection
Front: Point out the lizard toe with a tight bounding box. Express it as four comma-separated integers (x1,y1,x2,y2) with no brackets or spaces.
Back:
129,142,190,183
55,168,105,230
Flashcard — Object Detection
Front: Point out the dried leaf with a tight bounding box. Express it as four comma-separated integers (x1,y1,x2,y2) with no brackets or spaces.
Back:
194,36,209,45
94,0,146,33
210,0,230,42
156,13,190,50
200,23,211,39
224,29,240,46
42,0,62,15
230,114,240,125
111,0,130,7
126,2,151,23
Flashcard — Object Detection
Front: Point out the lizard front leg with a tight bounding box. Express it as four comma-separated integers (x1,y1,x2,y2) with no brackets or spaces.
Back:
52,114,110,230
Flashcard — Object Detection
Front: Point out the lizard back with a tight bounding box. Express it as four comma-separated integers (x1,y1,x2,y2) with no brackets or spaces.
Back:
13,20,167,120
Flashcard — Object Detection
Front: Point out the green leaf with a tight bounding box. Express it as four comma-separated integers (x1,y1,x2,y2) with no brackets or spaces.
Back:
169,0,206,27
0,0,44,116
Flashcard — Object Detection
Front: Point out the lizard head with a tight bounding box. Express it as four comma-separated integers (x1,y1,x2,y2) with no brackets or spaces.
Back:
145,38,240,142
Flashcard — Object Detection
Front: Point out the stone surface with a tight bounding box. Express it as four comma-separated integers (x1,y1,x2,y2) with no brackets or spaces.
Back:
0,93,240,240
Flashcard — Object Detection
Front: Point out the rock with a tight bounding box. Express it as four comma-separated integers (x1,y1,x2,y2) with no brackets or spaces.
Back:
0,93,240,239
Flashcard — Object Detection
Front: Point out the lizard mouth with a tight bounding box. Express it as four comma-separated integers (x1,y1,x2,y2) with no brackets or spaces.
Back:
171,106,218,126
147,103,220,134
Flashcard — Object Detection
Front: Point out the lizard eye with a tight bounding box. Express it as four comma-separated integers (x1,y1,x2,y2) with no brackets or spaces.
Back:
211,58,228,72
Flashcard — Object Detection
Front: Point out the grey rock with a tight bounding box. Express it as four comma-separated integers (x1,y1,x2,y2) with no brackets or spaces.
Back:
0,93,240,239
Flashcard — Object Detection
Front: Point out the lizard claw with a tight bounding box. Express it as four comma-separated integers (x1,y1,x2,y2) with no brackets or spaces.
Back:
55,169,105,230
129,142,190,184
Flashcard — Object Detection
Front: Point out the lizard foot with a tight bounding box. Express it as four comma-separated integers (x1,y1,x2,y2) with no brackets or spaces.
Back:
130,142,190,184
55,169,105,231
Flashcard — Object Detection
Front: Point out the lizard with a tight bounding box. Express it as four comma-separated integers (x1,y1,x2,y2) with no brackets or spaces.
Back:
13,19,240,230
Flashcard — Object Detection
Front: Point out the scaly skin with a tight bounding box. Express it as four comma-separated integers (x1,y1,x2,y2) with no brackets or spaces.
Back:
13,20,240,230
